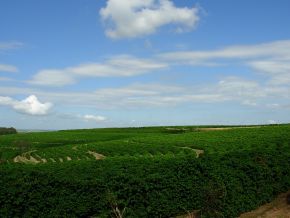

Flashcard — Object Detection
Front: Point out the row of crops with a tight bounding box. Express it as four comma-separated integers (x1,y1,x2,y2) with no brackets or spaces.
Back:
17,143,193,164
2,125,289,162
0,124,290,217
1,148,290,217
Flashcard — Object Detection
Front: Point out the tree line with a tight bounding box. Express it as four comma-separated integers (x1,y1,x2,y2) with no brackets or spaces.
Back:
0,127,17,135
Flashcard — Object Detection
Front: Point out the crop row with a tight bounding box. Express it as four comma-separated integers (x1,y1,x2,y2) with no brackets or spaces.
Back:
1,146,290,217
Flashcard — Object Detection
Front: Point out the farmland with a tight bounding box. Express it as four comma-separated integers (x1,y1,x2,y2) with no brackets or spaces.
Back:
0,124,290,217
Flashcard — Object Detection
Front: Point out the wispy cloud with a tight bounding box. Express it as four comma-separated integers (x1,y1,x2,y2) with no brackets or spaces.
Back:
0,41,24,51
100,0,199,39
0,64,18,73
29,69,76,87
0,41,22,74
28,40,290,88
159,39,290,85
159,40,290,63
0,95,52,115
29,55,167,87
248,59,290,85
2,39,290,116
0,77,13,82
83,114,107,122
2,75,289,111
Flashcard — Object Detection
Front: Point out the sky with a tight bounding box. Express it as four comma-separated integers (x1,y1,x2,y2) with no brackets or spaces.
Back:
0,0,290,130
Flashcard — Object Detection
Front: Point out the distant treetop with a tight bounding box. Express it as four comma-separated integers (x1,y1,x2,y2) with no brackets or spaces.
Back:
0,127,17,135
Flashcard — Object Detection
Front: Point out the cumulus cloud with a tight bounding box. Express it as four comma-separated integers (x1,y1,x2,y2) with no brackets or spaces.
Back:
83,115,107,122
29,55,167,86
0,95,52,115
100,0,199,39
0,64,18,73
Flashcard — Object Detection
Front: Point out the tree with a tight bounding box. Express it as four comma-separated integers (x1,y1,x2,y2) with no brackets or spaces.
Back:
0,127,17,135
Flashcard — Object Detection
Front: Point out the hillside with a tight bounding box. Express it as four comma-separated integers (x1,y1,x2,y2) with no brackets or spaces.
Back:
0,124,290,217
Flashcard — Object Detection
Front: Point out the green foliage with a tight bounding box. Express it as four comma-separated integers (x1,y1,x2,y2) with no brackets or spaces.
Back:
0,127,17,135
0,124,290,217
13,140,31,153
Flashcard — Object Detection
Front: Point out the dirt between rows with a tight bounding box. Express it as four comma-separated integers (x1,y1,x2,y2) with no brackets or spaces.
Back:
239,191,290,218
13,150,40,164
87,150,105,160
13,150,105,164
178,146,204,158
177,191,290,218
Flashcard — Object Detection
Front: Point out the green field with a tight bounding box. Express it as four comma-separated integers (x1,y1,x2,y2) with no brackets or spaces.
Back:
1,124,290,217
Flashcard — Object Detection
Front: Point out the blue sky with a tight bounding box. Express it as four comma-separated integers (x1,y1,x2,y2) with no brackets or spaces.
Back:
0,0,290,129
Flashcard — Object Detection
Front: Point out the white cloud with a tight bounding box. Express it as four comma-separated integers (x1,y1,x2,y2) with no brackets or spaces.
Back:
1,39,290,111
0,64,18,73
266,103,281,108
216,77,264,99
159,40,290,63
248,59,290,85
0,95,52,115
0,86,36,96
242,100,258,106
83,115,107,122
249,60,290,75
210,77,290,107
0,75,289,111
0,42,21,75
89,78,284,108
28,40,290,89
29,70,76,87
0,41,24,51
159,39,290,86
71,55,166,76
100,0,199,39
0,77,12,81
95,83,183,97
29,55,167,86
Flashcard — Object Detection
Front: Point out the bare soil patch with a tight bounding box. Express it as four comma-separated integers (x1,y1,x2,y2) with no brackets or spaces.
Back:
35,154,47,163
87,150,105,160
179,146,204,158
13,150,40,164
177,191,290,218
239,191,290,218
